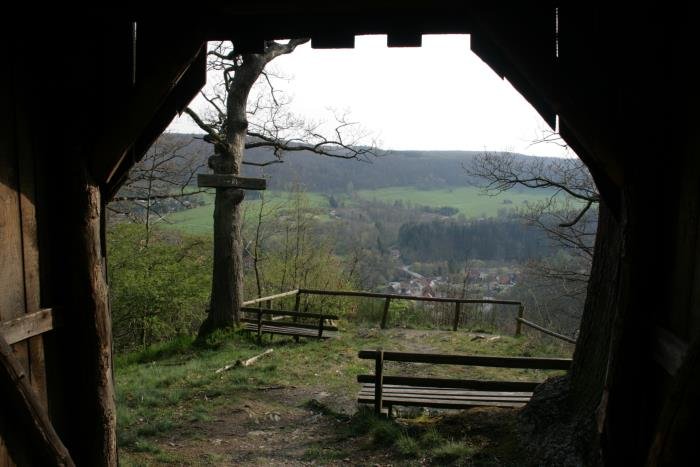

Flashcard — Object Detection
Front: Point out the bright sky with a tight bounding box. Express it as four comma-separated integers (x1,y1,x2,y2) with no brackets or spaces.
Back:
169,35,571,158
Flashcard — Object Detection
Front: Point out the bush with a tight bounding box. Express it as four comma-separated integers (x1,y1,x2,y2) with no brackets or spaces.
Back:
108,224,212,352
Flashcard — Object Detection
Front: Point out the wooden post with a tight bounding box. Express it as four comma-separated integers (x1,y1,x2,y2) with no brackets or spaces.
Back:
293,292,301,343
256,309,263,345
318,314,325,339
375,350,384,415
452,302,462,331
381,297,391,329
515,304,524,337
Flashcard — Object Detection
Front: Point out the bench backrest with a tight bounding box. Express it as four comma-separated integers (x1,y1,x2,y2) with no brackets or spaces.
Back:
358,350,571,370
357,349,572,413
241,306,339,322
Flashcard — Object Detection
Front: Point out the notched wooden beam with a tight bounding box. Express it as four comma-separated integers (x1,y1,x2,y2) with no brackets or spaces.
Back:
197,174,267,190
387,32,422,47
311,35,355,49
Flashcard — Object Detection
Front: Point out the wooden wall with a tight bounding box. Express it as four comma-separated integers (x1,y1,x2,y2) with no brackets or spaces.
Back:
0,37,50,465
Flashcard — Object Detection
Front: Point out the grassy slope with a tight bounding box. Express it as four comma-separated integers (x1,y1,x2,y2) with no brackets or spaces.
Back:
160,191,329,235
117,322,572,465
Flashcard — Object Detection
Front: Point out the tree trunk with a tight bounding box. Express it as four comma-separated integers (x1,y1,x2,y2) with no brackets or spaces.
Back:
519,199,624,466
199,187,245,334
197,55,265,338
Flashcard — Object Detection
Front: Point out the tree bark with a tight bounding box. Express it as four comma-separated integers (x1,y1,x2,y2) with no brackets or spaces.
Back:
197,55,265,337
200,187,245,333
519,199,624,466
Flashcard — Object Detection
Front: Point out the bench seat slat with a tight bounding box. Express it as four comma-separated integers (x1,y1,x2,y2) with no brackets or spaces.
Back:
360,384,533,398
358,391,531,403
357,374,541,391
242,323,338,339
357,395,527,409
240,318,338,332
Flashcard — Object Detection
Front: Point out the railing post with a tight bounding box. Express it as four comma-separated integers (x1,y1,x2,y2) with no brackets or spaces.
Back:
375,349,384,415
256,309,263,345
515,304,524,337
293,291,302,343
318,314,324,339
380,297,391,329
452,302,461,331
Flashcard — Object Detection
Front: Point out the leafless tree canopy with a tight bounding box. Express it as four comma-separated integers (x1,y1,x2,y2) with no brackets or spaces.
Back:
185,40,381,167
466,142,599,292
109,137,205,230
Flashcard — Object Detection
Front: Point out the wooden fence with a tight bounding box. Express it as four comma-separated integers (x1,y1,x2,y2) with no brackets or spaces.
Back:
242,288,578,344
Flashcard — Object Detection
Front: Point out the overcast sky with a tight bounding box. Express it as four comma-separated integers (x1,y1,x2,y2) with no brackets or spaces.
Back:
169,35,572,158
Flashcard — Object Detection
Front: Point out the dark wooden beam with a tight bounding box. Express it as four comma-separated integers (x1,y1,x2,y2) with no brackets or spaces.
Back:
197,174,267,190
90,22,205,187
387,32,422,47
0,335,74,466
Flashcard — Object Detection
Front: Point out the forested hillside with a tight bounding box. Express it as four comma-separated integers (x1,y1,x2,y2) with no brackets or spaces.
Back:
161,133,554,192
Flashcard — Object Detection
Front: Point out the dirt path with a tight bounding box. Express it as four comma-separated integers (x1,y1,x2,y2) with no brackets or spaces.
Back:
150,387,385,466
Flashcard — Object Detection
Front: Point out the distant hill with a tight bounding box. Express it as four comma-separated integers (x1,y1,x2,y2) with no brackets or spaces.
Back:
159,133,560,193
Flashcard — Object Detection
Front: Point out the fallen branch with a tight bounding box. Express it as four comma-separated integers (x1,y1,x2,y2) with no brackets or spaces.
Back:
215,348,274,374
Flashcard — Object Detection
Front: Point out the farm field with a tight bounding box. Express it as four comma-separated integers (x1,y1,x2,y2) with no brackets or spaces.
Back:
355,186,554,218
162,186,555,235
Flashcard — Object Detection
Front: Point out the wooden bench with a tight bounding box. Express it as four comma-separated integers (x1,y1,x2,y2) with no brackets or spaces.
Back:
357,350,571,415
241,306,339,342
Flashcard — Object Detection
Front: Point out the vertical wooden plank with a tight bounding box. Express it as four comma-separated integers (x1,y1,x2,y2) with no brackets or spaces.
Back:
0,35,27,467
374,350,384,415
14,75,48,407
293,292,301,343
452,302,462,331
381,298,391,329
515,304,524,336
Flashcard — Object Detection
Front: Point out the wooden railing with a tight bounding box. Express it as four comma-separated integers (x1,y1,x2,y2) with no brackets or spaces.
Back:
243,288,577,343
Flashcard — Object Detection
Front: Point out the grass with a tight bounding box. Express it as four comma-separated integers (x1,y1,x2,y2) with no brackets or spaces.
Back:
161,190,329,234
354,185,557,218
116,321,572,464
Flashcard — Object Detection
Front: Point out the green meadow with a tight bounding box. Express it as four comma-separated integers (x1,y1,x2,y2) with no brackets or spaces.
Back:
161,186,554,235
355,186,553,218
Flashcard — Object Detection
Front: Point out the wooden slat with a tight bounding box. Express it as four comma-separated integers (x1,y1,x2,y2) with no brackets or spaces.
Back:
299,288,521,306
0,309,58,345
240,318,338,332
361,384,534,398
242,323,338,339
197,174,267,190
357,374,541,392
358,350,572,370
241,307,338,320
358,395,527,409
242,289,299,306
359,391,531,403
516,317,577,344
15,86,49,407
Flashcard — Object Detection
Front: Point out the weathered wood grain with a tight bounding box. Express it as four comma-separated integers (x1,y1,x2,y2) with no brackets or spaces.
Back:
0,335,74,466
0,309,58,345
